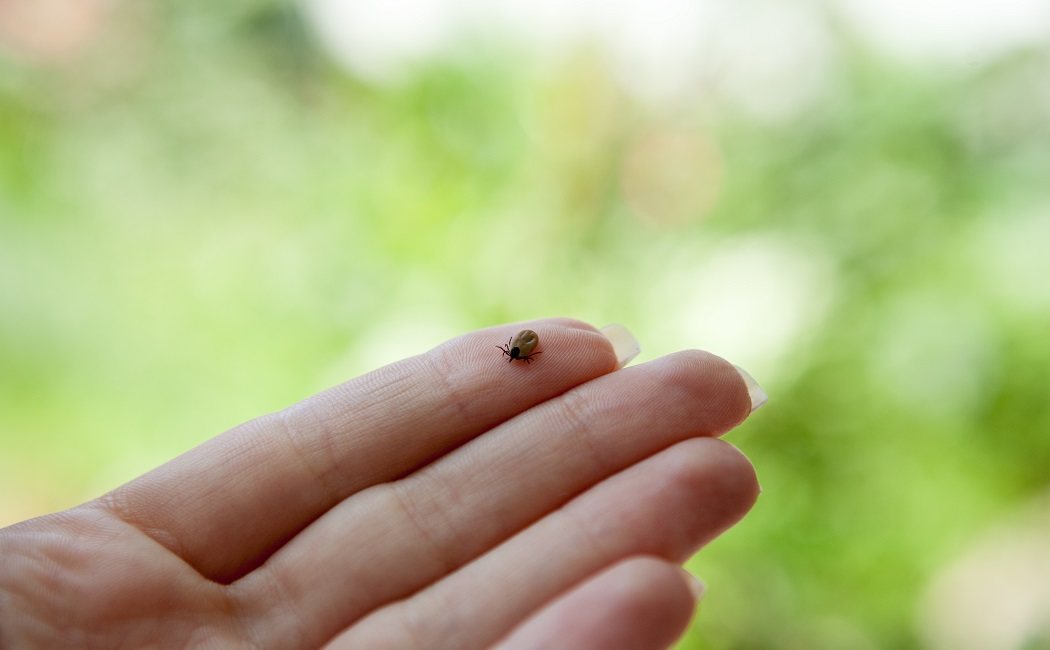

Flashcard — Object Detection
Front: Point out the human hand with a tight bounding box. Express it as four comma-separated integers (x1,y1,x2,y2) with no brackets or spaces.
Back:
0,319,763,649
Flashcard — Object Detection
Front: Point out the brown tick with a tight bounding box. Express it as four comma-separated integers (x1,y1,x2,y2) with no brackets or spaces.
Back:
498,329,542,364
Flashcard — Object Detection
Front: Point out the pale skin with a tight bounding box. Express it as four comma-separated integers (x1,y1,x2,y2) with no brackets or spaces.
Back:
0,318,759,649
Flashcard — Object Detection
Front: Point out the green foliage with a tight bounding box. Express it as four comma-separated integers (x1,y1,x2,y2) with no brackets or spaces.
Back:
2,4,1048,648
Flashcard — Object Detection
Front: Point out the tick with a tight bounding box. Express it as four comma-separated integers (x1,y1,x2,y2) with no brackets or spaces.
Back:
498,329,542,364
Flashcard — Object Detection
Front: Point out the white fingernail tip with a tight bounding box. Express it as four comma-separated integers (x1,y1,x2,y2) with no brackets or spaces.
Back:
599,324,640,368
734,365,768,413
685,572,707,601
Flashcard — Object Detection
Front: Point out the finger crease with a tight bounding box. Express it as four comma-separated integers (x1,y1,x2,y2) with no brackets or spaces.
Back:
557,506,614,566
557,390,612,476
388,482,459,576
275,408,343,507
252,563,312,649
423,347,472,427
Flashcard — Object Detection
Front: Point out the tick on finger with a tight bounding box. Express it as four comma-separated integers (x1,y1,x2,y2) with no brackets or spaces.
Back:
498,329,542,364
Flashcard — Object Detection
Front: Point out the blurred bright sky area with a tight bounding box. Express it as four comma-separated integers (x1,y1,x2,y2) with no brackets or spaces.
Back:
295,0,1050,374
303,0,1050,91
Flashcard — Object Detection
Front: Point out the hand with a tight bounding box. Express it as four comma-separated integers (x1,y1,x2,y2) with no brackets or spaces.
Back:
0,319,760,649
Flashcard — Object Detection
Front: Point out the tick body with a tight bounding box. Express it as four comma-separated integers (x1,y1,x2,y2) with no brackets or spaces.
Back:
498,329,542,364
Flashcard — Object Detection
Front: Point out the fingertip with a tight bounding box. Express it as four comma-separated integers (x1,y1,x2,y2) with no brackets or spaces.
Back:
496,557,699,650
683,437,762,527
606,557,699,639
643,350,755,434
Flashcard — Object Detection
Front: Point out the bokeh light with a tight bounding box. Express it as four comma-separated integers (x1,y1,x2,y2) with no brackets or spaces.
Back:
2,1,1049,647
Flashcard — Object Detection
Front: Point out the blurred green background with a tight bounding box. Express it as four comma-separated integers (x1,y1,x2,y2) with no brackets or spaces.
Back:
2,1,1049,648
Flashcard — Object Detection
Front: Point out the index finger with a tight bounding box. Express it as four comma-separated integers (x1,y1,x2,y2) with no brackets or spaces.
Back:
95,319,619,582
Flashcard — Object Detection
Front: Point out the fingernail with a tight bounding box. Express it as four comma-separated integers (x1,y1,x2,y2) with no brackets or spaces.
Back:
683,571,706,601
734,365,768,413
599,324,641,368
